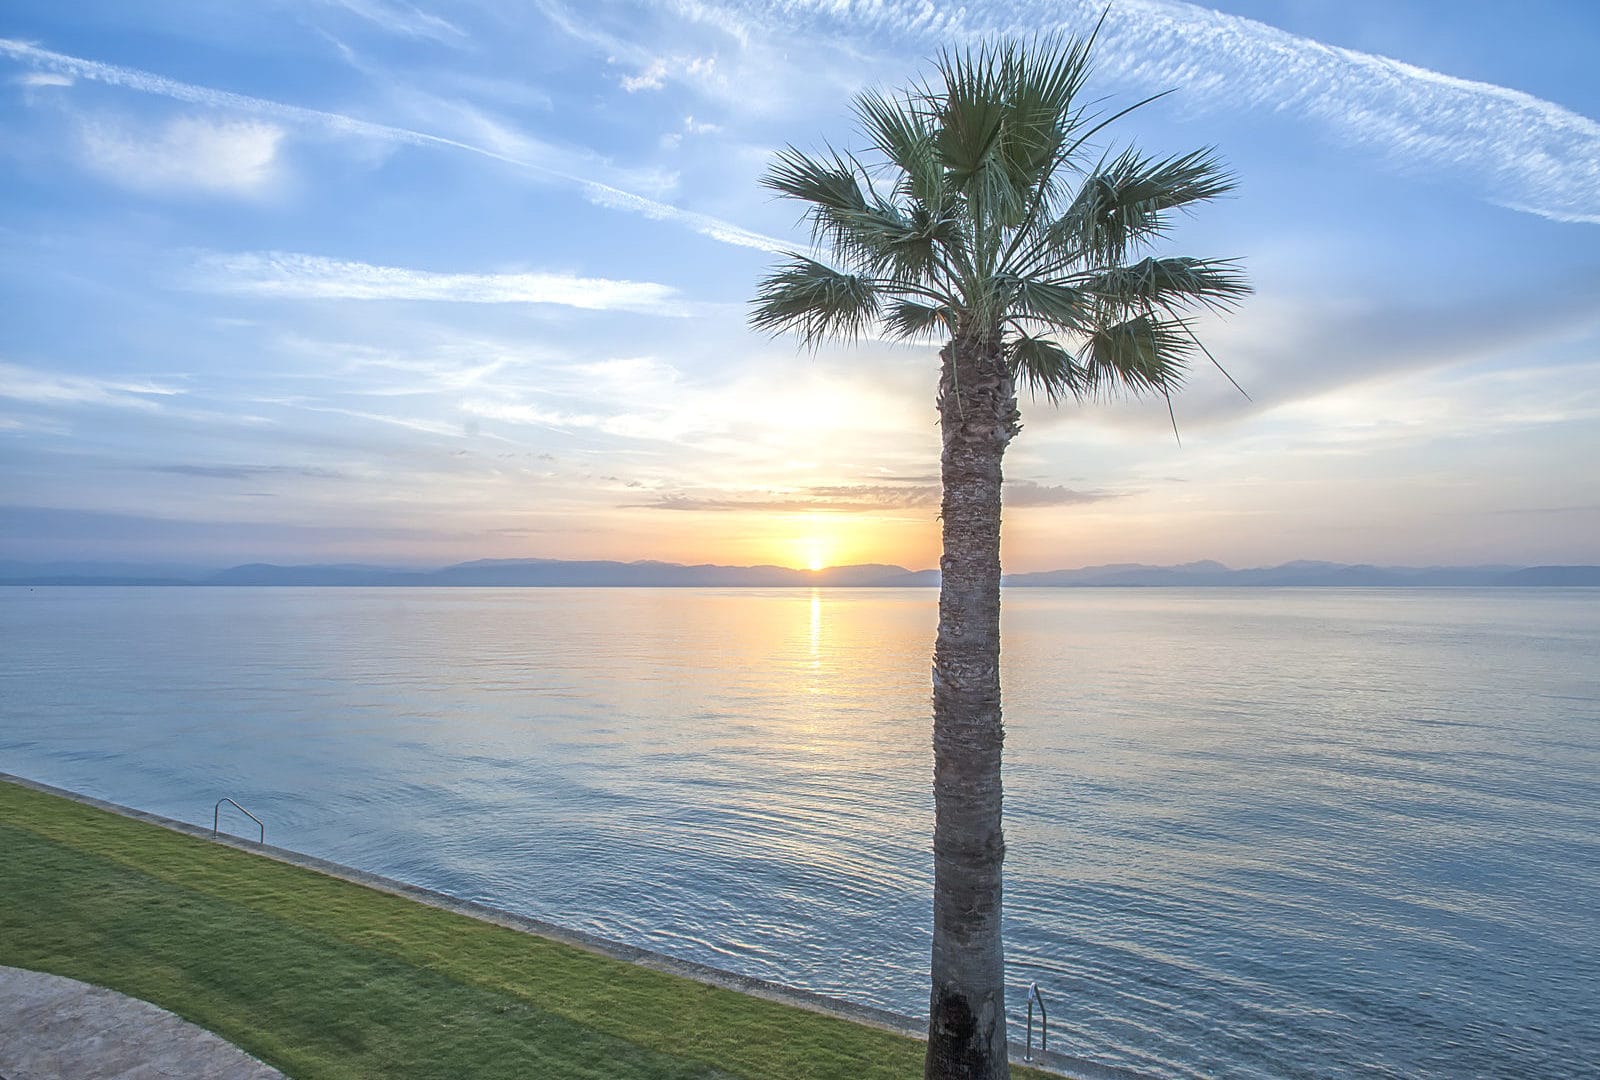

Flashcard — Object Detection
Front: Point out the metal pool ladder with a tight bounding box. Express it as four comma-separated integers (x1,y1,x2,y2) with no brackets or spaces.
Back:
213,797,264,845
1024,982,1048,1062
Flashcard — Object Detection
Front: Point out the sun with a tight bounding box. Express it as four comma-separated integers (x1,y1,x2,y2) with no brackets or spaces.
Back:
775,509,922,572
800,535,830,572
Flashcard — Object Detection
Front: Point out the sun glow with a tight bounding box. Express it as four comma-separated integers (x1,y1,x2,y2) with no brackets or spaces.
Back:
739,509,937,573
799,534,832,572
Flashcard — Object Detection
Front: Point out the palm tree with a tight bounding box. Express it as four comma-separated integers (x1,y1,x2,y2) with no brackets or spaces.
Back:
750,29,1248,1080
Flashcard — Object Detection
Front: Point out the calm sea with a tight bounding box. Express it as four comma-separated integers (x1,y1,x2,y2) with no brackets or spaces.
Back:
1,586,1596,1078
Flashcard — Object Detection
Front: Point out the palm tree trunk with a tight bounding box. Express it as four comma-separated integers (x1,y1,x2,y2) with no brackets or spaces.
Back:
925,329,1019,1080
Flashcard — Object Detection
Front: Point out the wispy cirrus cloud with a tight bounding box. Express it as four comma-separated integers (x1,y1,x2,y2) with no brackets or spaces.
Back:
381,88,678,198
144,463,347,480
634,479,1118,512
1095,0,1600,226
661,114,723,149
1064,276,1600,436
191,251,685,314
620,54,717,93
460,397,704,442
656,0,1600,225
288,403,469,437
621,58,670,92
315,0,467,45
0,361,183,409
0,38,786,251
79,116,286,197
15,71,72,88
1004,480,1124,507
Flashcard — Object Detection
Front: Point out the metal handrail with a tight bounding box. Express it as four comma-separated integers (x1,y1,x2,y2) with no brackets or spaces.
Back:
213,797,264,844
1025,982,1048,1062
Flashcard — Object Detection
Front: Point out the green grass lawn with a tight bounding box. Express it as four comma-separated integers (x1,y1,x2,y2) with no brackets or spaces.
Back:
0,779,1053,1079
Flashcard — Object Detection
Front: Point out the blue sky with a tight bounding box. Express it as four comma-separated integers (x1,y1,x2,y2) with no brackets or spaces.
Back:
2,0,1597,572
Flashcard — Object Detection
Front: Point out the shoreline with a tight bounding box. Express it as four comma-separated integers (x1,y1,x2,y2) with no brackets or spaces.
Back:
1,771,1126,1079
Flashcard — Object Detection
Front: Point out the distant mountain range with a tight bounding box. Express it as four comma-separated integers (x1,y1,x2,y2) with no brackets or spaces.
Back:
1004,559,1600,587
2,557,1598,587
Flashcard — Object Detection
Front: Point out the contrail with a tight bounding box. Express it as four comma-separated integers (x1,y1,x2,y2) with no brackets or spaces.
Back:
657,0,1600,225
0,37,790,252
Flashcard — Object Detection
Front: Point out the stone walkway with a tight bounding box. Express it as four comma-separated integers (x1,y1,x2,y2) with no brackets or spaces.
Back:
0,966,283,1080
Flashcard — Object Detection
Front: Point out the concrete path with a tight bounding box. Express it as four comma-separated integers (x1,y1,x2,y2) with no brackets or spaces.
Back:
0,966,284,1080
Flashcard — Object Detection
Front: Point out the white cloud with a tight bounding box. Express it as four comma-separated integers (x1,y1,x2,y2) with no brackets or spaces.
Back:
462,398,598,426
652,0,1600,225
387,89,679,198
460,396,712,442
571,355,682,388
192,251,686,314
456,354,701,441
620,54,717,92
295,404,468,436
456,343,933,466
0,38,787,252
661,113,723,148
0,361,183,408
80,116,286,197
318,0,466,44
15,71,72,87
621,58,668,92
1259,359,1600,452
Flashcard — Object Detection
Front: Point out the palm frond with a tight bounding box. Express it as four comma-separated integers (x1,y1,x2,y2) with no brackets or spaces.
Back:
931,42,1025,228
750,256,881,349
1049,148,1237,267
763,144,958,282
884,299,959,340
930,42,1007,180
1078,256,1251,315
854,88,947,212
749,29,1249,391
1082,313,1196,396
1007,331,1091,403
838,199,963,282
1000,275,1093,336
763,146,868,216
994,34,1094,190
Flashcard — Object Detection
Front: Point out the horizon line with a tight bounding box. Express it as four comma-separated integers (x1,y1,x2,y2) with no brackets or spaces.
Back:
4,555,1597,576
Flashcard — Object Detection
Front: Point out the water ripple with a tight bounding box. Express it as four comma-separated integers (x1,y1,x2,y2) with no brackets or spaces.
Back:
2,585,1596,1079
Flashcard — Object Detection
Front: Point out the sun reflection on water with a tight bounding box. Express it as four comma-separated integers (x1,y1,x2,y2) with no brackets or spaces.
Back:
808,590,822,668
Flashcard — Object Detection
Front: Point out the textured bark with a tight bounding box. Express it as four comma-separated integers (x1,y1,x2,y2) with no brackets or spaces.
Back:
924,328,1020,1080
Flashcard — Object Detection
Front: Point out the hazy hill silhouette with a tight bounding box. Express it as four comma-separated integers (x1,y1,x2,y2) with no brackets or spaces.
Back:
3,558,1597,587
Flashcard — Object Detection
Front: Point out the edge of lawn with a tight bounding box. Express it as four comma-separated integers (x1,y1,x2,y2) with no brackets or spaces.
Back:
1,773,1082,1078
